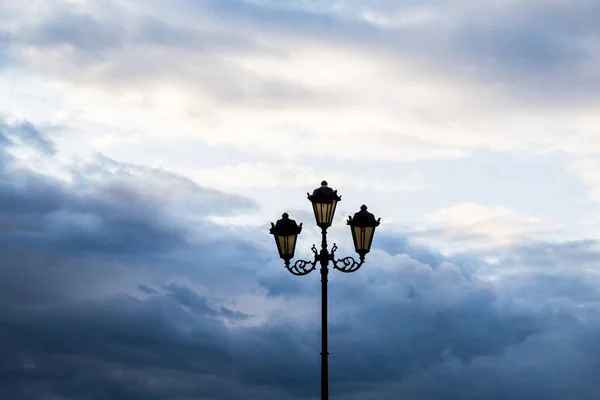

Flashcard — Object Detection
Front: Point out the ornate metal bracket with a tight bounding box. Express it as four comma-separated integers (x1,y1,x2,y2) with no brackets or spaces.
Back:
330,242,365,273
331,256,364,273
284,244,319,276
284,243,365,275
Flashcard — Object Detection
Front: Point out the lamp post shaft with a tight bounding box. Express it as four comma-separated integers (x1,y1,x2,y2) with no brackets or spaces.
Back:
320,228,329,400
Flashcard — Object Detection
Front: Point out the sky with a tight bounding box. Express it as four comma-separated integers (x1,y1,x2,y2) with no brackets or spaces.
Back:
1,0,600,398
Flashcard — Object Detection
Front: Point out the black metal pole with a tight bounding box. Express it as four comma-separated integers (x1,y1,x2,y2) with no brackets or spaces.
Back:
319,228,329,400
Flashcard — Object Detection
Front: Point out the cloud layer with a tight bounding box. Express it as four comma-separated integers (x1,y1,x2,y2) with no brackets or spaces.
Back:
0,120,599,399
2,0,600,398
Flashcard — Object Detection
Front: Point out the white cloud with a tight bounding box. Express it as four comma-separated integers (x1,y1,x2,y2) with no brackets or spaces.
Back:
1,0,599,247
567,157,600,203
414,203,560,252
183,162,427,191
4,10,578,162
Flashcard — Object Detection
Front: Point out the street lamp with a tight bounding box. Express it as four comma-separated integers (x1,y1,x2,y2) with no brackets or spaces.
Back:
269,180,381,400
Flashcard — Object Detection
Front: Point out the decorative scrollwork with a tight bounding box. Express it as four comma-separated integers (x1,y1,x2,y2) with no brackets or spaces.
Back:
283,244,320,276
285,258,318,276
311,244,318,256
331,256,365,273
330,243,338,257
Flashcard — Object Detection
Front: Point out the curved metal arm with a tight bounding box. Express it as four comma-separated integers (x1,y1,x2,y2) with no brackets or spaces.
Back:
329,243,365,273
284,244,319,276
331,255,365,273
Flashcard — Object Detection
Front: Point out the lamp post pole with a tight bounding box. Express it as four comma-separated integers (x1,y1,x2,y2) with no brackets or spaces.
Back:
320,228,329,400
270,181,381,400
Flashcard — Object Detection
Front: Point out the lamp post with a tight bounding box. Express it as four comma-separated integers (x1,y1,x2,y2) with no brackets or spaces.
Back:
269,181,381,400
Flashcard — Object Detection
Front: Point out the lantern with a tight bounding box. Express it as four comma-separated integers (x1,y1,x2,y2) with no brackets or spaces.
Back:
307,181,341,229
347,205,380,257
270,213,303,261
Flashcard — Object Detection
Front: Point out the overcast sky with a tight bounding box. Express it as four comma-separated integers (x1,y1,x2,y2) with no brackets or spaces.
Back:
1,0,600,399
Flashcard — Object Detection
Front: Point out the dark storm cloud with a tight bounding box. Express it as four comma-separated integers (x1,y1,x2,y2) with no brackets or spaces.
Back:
487,239,600,304
506,239,600,267
0,120,255,233
0,292,235,399
163,283,251,320
0,119,259,307
0,150,182,258
0,120,276,396
245,231,600,398
3,231,599,399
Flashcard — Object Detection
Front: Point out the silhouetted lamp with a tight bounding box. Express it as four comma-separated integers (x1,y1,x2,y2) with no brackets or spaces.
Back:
307,180,342,228
270,213,303,262
347,205,381,259
269,180,381,400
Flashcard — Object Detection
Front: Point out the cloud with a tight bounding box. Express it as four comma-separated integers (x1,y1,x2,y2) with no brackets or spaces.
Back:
2,228,600,398
0,119,260,307
0,30,12,69
1,3,600,399
413,203,560,252
5,0,597,167
189,0,600,100
2,120,56,154
3,118,597,399
25,8,124,52
184,162,428,192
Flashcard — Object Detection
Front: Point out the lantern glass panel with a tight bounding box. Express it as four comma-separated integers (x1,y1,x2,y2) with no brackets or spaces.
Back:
353,226,374,251
277,234,297,258
313,199,337,226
